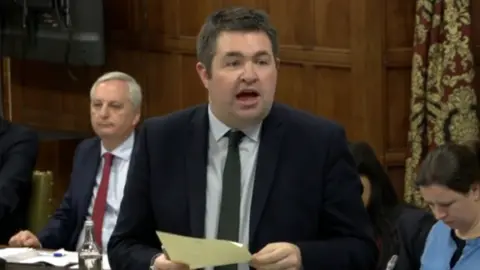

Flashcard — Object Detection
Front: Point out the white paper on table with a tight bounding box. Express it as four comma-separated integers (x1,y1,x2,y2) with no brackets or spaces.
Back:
0,248,38,262
0,248,78,267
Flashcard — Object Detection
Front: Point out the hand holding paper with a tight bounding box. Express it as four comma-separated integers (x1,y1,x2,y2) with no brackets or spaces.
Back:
156,231,252,269
153,253,189,270
250,242,302,270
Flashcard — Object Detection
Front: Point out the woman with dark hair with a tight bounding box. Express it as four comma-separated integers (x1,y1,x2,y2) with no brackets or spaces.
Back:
349,141,435,270
417,141,480,270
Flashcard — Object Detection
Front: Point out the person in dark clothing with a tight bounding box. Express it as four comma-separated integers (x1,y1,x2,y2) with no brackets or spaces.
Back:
0,118,38,244
349,141,435,270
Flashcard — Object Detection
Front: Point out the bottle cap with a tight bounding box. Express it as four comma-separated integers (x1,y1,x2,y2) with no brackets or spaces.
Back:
85,219,94,226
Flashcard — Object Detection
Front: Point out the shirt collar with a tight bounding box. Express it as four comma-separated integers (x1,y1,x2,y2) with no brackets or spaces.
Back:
100,132,135,161
208,105,262,142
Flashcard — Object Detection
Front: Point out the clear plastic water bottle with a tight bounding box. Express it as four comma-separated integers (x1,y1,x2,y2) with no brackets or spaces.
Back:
78,219,102,270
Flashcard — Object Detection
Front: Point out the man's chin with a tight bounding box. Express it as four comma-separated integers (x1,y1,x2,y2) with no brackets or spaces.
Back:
233,110,268,125
95,129,117,138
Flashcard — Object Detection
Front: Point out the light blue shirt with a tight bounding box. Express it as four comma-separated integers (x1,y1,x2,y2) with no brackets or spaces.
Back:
421,221,480,270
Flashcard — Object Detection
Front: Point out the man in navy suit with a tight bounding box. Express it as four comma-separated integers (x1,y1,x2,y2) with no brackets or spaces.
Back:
8,71,142,252
108,7,377,270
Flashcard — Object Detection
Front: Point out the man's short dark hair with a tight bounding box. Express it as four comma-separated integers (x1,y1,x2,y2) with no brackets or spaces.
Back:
196,7,279,76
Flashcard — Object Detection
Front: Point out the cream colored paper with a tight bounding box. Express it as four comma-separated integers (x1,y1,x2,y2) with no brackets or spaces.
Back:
156,231,252,269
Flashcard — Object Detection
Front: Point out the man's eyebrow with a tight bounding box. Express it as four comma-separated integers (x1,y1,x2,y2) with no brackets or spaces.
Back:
223,50,272,58
223,51,243,58
253,50,271,57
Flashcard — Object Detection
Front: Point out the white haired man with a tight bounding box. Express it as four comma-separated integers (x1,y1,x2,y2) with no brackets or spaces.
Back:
9,71,142,252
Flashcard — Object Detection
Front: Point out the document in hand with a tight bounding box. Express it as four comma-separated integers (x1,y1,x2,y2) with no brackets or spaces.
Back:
156,231,252,269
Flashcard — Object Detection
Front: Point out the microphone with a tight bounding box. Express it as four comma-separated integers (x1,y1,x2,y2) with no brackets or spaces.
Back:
385,255,398,270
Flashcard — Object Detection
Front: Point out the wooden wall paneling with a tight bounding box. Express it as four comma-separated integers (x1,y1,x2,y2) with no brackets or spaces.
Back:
270,0,352,126
1,60,84,205
1,58,12,120
6,59,96,208
349,0,385,154
384,0,416,196
3,0,423,202
8,61,94,133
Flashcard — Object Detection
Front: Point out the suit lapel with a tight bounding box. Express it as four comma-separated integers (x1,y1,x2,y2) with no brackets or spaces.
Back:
78,139,101,221
186,105,209,238
69,139,101,249
250,105,285,240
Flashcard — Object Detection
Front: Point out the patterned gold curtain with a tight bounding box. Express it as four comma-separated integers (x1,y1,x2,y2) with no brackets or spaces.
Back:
404,0,478,207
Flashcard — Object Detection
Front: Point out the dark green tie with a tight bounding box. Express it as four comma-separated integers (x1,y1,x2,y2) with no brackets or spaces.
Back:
216,130,244,270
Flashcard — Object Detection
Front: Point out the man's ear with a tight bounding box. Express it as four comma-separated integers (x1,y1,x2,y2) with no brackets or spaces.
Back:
132,111,141,126
275,57,280,70
471,183,480,201
196,62,209,89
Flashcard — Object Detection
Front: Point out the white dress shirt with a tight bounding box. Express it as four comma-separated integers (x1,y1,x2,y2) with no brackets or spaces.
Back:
76,132,134,253
205,106,261,270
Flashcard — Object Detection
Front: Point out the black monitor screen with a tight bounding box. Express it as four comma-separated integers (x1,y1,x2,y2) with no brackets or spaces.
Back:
0,0,105,66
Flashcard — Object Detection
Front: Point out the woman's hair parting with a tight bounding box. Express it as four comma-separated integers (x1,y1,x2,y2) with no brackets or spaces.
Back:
416,140,480,194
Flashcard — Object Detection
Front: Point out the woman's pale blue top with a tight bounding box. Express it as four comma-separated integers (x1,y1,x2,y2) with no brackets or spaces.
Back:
421,221,480,270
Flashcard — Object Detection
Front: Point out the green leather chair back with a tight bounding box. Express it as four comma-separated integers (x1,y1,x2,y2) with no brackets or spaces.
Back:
28,171,54,234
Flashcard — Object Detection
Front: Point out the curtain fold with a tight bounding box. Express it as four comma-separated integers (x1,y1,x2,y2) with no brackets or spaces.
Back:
404,0,478,207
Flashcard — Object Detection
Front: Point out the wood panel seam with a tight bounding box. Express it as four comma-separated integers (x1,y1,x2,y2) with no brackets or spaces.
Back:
109,32,352,67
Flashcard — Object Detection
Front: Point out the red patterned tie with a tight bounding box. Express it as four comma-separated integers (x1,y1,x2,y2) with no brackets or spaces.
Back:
92,152,114,248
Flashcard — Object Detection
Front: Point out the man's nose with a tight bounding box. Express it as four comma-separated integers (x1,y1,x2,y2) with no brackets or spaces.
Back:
99,105,110,118
241,62,258,83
